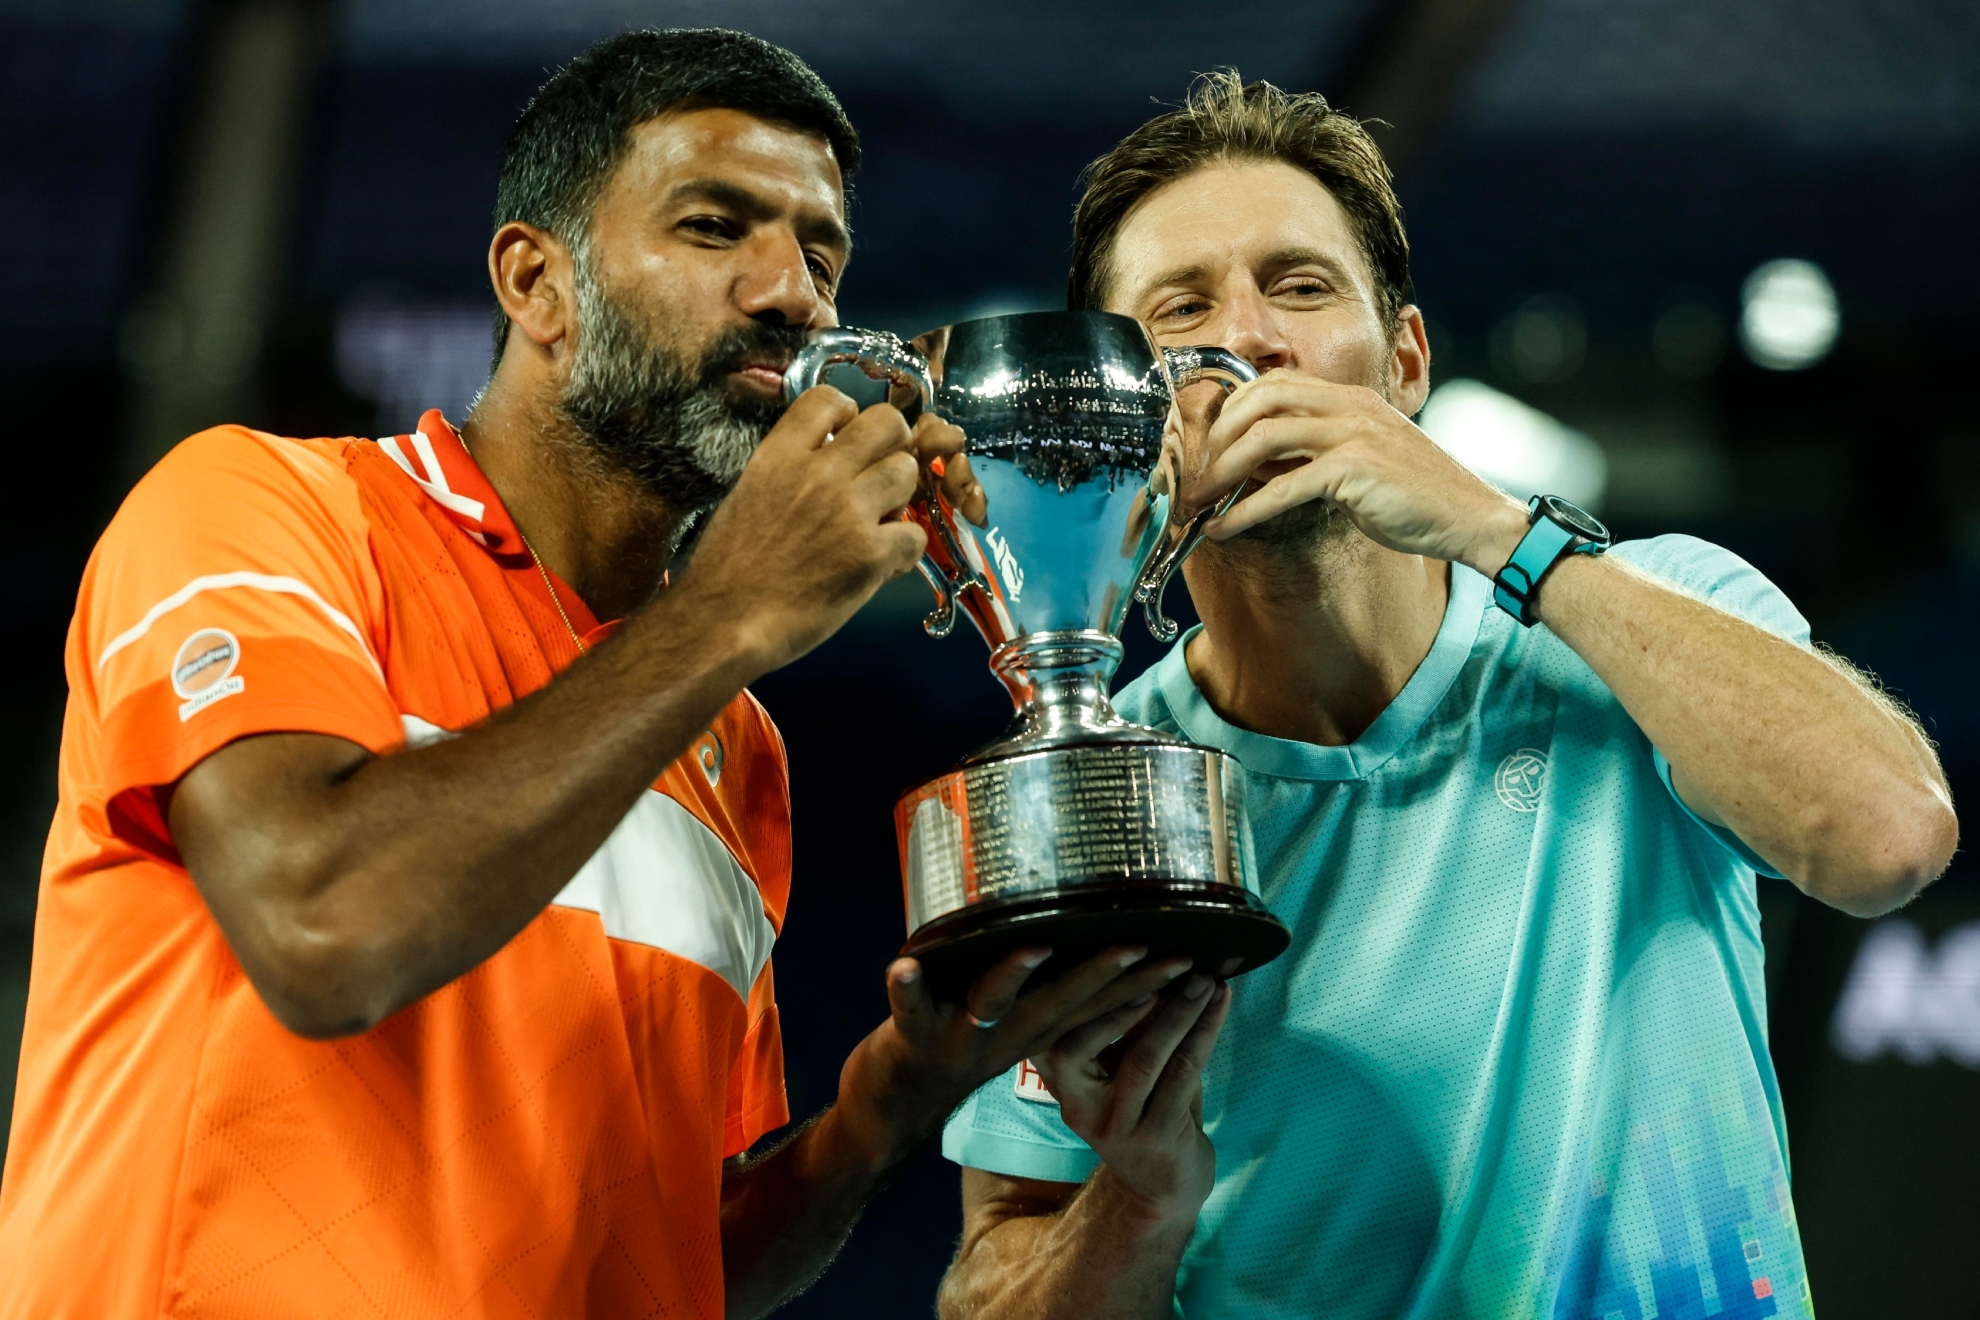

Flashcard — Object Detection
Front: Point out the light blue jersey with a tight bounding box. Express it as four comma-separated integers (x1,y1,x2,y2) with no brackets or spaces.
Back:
944,536,1814,1319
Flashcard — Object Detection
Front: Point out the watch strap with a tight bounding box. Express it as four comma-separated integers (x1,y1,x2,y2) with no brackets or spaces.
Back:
1493,510,1580,626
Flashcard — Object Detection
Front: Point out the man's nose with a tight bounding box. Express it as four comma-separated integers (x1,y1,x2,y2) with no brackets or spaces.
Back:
734,230,825,328
1214,287,1293,372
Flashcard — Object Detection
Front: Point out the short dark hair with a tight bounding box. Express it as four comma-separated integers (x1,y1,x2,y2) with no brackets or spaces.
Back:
490,28,860,357
1069,71,1409,326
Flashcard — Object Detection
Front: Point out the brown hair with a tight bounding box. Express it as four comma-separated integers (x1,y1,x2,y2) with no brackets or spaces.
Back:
1068,71,1410,325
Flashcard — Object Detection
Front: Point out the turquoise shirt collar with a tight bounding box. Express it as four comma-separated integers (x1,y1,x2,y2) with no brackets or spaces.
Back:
1152,563,1491,782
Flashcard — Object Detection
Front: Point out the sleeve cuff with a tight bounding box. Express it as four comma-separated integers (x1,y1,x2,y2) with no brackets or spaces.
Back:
1653,747,1785,878
723,1086,790,1158
942,1125,1098,1184
103,696,405,803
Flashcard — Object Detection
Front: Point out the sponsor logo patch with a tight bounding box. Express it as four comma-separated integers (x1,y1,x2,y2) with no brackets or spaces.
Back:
171,628,244,721
1013,1058,1058,1105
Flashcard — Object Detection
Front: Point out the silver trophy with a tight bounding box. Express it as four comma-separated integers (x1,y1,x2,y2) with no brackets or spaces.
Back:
785,311,1290,996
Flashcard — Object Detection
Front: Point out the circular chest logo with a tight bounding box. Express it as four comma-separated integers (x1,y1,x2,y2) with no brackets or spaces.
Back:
1494,748,1550,813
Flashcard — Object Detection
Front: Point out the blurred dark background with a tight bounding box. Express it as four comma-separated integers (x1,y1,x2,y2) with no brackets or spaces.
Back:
4,0,1978,1315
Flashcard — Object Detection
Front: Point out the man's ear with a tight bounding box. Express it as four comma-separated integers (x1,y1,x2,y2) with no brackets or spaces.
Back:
488,220,576,353
1392,305,1431,417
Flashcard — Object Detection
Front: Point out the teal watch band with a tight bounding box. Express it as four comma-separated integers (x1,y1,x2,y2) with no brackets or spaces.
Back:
1492,496,1608,626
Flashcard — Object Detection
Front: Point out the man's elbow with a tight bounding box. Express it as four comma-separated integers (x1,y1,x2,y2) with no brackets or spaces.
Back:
254,958,392,1040
937,1244,1006,1320
937,1218,1001,1320
230,896,402,1040
1800,786,1958,918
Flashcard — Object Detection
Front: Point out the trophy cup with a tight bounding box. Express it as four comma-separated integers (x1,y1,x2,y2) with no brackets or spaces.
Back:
784,311,1290,997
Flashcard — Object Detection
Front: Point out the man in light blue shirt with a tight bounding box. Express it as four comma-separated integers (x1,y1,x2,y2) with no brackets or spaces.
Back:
936,73,1957,1320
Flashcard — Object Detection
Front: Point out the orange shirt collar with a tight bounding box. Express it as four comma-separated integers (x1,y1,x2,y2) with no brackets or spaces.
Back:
381,410,612,641
379,410,523,555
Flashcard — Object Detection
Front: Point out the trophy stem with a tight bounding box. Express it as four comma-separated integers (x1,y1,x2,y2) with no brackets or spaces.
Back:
976,629,1176,759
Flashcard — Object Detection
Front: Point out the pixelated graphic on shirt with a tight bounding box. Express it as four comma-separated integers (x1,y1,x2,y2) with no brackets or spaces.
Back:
1546,1084,1805,1319
171,627,244,721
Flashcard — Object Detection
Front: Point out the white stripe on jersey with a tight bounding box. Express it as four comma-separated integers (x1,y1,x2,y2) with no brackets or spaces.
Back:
402,714,775,998
98,572,379,675
554,789,777,999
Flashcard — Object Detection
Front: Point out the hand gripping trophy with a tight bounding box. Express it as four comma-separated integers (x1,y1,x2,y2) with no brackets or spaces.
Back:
786,311,1290,997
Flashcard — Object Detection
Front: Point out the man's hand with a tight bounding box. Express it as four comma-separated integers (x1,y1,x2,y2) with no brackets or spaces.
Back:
1033,973,1231,1223
934,974,1234,1320
683,386,962,674
1184,370,1528,575
1181,374,1957,917
915,423,989,528
833,946,1194,1165
717,946,1192,1319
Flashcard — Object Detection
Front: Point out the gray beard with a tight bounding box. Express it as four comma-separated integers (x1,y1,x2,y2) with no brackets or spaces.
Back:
556,249,800,513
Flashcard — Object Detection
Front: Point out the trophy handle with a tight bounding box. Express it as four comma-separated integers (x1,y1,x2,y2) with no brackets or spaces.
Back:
784,328,988,638
1135,347,1262,642
908,480,992,639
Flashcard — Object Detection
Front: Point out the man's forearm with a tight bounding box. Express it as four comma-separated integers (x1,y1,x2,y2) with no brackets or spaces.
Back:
719,1103,903,1320
1534,552,1956,912
941,1169,1193,1320
173,580,765,1035
721,932,1196,1316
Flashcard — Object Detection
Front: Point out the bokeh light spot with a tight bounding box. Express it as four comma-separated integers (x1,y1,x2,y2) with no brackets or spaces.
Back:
1739,258,1839,371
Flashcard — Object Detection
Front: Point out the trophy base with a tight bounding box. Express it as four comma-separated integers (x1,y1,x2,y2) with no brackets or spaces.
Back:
901,881,1291,1001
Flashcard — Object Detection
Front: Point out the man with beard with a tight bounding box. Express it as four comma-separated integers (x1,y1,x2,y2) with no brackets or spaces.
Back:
936,75,1958,1319
0,29,1180,1320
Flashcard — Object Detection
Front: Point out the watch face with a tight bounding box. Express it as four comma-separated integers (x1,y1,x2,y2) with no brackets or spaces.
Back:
1542,496,1609,542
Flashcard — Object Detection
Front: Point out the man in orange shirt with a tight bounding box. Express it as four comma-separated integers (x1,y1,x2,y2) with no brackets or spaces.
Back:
0,28,1182,1320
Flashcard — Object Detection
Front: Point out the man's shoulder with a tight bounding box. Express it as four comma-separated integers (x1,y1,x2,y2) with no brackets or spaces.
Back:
1608,533,1750,588
149,424,362,487
1607,534,1809,644
84,427,377,621
113,426,370,545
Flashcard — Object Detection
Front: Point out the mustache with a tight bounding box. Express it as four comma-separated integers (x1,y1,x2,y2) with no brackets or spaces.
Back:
696,321,810,387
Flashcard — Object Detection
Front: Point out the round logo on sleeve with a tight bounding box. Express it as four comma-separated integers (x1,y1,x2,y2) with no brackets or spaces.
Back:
172,628,245,721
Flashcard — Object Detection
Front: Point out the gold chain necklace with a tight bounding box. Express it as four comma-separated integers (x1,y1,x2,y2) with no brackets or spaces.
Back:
515,526,588,655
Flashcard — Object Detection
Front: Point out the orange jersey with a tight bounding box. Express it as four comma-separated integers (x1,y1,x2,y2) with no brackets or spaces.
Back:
0,411,792,1319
